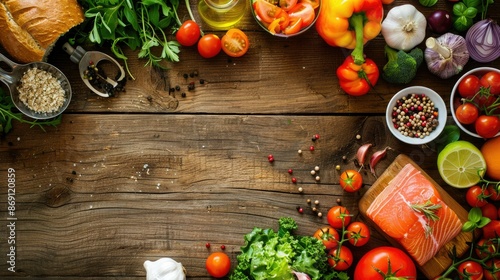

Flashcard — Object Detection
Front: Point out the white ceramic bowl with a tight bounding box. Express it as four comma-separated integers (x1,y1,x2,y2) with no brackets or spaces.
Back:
450,67,500,138
386,86,447,145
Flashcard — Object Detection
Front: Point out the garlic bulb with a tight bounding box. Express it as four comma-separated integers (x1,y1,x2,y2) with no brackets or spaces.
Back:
381,4,427,51
144,258,186,280
425,33,470,79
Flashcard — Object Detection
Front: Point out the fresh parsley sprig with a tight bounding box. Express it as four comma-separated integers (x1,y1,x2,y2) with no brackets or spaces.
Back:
78,0,182,79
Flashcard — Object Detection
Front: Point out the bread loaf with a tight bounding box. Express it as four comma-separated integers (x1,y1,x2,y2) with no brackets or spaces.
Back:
0,0,85,63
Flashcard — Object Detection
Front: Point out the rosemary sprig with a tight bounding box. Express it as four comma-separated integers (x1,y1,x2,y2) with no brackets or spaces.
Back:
411,200,442,221
411,200,442,238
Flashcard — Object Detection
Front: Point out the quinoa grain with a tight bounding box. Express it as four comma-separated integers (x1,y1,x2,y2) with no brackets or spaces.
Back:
17,68,66,114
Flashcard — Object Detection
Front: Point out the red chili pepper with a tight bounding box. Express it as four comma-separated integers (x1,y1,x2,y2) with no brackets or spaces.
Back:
336,56,379,96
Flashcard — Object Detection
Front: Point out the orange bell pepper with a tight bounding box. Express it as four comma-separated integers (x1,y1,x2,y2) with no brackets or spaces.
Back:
315,0,383,63
336,56,379,96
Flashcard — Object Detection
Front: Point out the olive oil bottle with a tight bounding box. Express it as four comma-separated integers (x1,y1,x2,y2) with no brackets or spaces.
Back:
197,0,247,30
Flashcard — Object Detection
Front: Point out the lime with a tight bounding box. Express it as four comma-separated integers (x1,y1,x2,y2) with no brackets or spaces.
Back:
437,140,486,188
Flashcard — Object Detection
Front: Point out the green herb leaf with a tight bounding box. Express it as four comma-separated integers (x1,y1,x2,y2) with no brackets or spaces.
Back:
468,207,483,223
419,0,438,7
477,217,491,228
463,7,478,18
453,2,468,16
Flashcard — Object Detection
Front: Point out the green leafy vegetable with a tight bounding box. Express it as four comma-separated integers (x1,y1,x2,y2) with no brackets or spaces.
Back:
229,217,348,280
77,0,182,79
0,88,62,135
452,0,495,32
462,207,491,232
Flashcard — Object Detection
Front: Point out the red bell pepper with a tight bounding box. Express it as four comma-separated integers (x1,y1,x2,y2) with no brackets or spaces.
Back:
336,56,379,96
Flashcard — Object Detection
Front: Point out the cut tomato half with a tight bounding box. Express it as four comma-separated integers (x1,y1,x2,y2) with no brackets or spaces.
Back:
221,29,250,57
253,0,283,23
288,2,315,28
284,17,302,35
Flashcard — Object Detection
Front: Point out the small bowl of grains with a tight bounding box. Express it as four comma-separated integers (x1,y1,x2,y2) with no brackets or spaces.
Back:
0,53,71,120
386,86,447,145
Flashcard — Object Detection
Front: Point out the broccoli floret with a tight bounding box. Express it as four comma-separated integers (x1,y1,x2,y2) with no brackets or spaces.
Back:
382,45,423,84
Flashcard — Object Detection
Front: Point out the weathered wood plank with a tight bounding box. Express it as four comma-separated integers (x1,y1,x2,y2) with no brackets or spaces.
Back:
0,115,472,278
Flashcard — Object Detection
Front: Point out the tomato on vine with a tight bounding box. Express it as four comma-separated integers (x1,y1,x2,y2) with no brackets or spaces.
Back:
457,260,483,280
327,245,353,271
313,226,339,250
484,258,500,280
176,20,201,47
459,74,481,98
466,185,489,207
480,71,500,95
475,115,500,139
327,206,351,229
339,169,363,193
455,103,479,125
346,221,370,247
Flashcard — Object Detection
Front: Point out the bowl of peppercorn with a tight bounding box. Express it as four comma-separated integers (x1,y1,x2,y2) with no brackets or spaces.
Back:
386,86,447,145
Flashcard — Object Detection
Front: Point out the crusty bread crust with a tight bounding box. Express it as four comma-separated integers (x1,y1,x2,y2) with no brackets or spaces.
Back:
0,0,84,63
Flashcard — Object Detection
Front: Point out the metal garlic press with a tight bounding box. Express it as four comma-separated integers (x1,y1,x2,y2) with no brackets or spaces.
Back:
62,42,126,98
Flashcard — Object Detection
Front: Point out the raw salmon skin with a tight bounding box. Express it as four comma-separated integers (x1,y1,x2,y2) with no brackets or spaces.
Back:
366,163,462,266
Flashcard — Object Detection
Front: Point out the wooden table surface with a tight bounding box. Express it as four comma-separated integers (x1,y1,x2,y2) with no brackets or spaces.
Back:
1,0,499,279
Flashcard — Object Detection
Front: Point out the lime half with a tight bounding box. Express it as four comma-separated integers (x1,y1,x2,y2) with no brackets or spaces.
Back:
437,141,486,188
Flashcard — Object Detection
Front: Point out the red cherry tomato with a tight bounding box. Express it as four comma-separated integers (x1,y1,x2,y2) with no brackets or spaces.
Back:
482,220,500,239
481,203,498,220
206,252,231,278
480,71,500,95
313,226,339,250
475,115,500,138
339,169,363,193
288,2,315,28
176,20,201,47
327,246,353,271
475,238,496,259
484,258,500,280
455,103,479,125
466,185,489,207
458,260,483,280
221,29,249,58
197,34,222,59
327,206,351,229
458,74,481,98
487,184,500,201
346,222,370,247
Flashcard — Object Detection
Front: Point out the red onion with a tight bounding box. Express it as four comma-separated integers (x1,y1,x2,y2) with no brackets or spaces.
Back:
465,18,500,63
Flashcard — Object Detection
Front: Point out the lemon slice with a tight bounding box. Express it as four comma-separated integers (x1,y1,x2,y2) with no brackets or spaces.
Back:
437,141,486,188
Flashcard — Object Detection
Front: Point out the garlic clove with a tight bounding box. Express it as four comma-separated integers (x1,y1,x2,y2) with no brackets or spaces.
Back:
356,143,373,166
144,258,186,280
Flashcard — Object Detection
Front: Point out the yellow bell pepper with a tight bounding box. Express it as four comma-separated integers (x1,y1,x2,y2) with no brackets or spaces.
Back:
315,0,383,51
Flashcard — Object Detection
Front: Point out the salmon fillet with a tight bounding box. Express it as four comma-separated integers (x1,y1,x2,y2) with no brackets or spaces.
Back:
366,163,462,266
